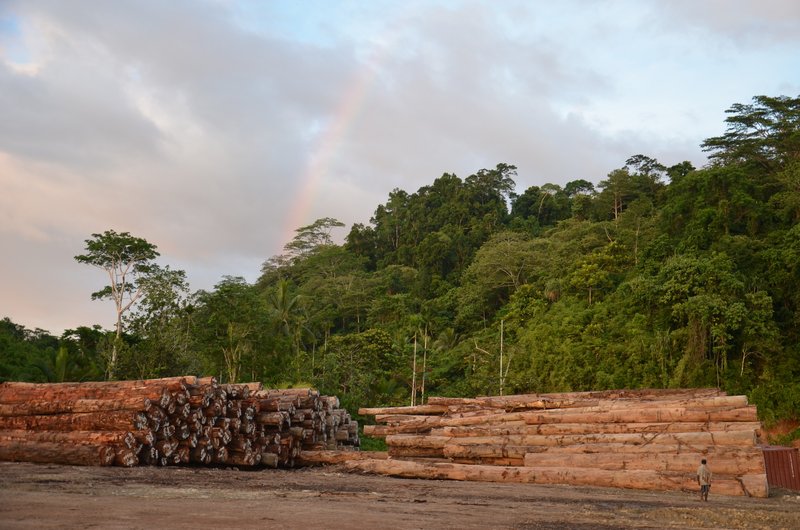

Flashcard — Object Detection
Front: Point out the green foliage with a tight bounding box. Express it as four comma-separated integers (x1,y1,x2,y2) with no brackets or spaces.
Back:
6,93,800,430
74,230,170,379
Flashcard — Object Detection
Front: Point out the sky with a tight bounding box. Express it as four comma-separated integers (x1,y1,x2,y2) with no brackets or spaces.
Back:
1,0,799,335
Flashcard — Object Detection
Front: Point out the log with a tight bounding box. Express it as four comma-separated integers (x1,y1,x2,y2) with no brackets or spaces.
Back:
450,457,525,466
410,430,757,449
261,452,279,468
0,397,153,416
373,406,757,432
0,429,140,449
0,385,173,408
522,443,761,455
388,447,445,458
114,447,140,467
459,394,745,411
0,439,115,466
255,412,289,426
341,459,767,497
358,404,450,416
521,406,758,425
522,450,766,475
225,449,261,467
442,443,762,463
534,388,724,401
296,450,388,466
0,411,148,431
0,377,194,403
431,421,763,438
385,435,450,449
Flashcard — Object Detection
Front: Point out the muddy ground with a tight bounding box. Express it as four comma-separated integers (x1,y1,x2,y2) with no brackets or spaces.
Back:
1,462,799,529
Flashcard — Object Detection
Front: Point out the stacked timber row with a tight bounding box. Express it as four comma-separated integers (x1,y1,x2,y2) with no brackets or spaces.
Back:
353,389,769,497
0,377,358,468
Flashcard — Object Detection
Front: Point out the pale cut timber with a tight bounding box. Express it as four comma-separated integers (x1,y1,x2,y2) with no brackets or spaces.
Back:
521,406,758,425
523,443,762,455
430,429,757,448
388,447,446,458
427,396,589,408
364,420,529,438
425,388,724,407
534,388,724,401
342,459,767,497
385,430,758,451
444,444,540,460
0,439,116,466
296,450,388,465
450,457,525,467
372,407,757,432
480,394,747,413
358,404,449,416
431,421,763,438
522,450,766,475
445,443,766,468
385,435,450,448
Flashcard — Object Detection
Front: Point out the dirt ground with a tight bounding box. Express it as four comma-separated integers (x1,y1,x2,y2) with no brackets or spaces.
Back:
1,462,799,530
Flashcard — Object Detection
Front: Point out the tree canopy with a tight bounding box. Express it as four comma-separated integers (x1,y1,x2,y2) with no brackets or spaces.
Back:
4,94,800,439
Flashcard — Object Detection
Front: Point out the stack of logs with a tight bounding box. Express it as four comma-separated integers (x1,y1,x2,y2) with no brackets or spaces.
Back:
352,389,769,497
0,376,358,468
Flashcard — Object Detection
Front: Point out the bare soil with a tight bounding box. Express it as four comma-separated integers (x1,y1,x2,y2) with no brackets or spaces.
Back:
1,462,799,529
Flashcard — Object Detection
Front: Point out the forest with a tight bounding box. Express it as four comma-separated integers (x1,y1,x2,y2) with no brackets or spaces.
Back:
2,95,799,438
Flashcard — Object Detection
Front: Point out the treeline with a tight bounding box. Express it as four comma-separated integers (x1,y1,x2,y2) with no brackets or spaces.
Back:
2,95,799,431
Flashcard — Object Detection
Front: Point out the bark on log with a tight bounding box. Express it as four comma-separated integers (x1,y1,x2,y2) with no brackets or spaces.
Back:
358,404,450,416
431,421,763,438
0,377,193,402
341,459,767,497
523,443,762,455
388,447,445,458
522,450,766,475
0,429,140,449
0,397,153,416
0,411,148,431
521,406,758,425
261,452,279,468
296,450,388,466
114,447,139,467
0,386,173,408
428,430,758,448
0,439,115,466
374,405,756,430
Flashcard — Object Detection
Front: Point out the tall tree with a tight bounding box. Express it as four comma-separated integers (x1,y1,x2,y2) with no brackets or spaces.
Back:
74,230,160,378
702,95,800,172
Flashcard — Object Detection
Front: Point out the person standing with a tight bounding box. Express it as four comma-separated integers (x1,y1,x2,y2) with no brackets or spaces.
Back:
697,458,712,501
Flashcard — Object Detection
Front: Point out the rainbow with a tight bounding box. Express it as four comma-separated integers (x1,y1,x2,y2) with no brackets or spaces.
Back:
280,46,386,249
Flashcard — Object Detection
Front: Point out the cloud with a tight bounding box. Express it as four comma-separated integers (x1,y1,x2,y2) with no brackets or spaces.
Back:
658,0,800,47
0,0,798,333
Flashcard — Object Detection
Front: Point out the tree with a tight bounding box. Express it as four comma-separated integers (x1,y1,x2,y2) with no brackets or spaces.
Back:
284,217,345,260
74,230,159,378
193,277,265,383
120,265,191,379
702,95,800,172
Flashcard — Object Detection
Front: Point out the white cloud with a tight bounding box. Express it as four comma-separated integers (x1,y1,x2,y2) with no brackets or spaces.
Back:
0,0,798,333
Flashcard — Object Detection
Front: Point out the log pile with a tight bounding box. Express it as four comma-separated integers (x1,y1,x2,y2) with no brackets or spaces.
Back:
354,389,769,497
0,377,358,468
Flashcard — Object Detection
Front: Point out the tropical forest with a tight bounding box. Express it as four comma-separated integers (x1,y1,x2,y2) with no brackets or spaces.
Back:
2,95,799,440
